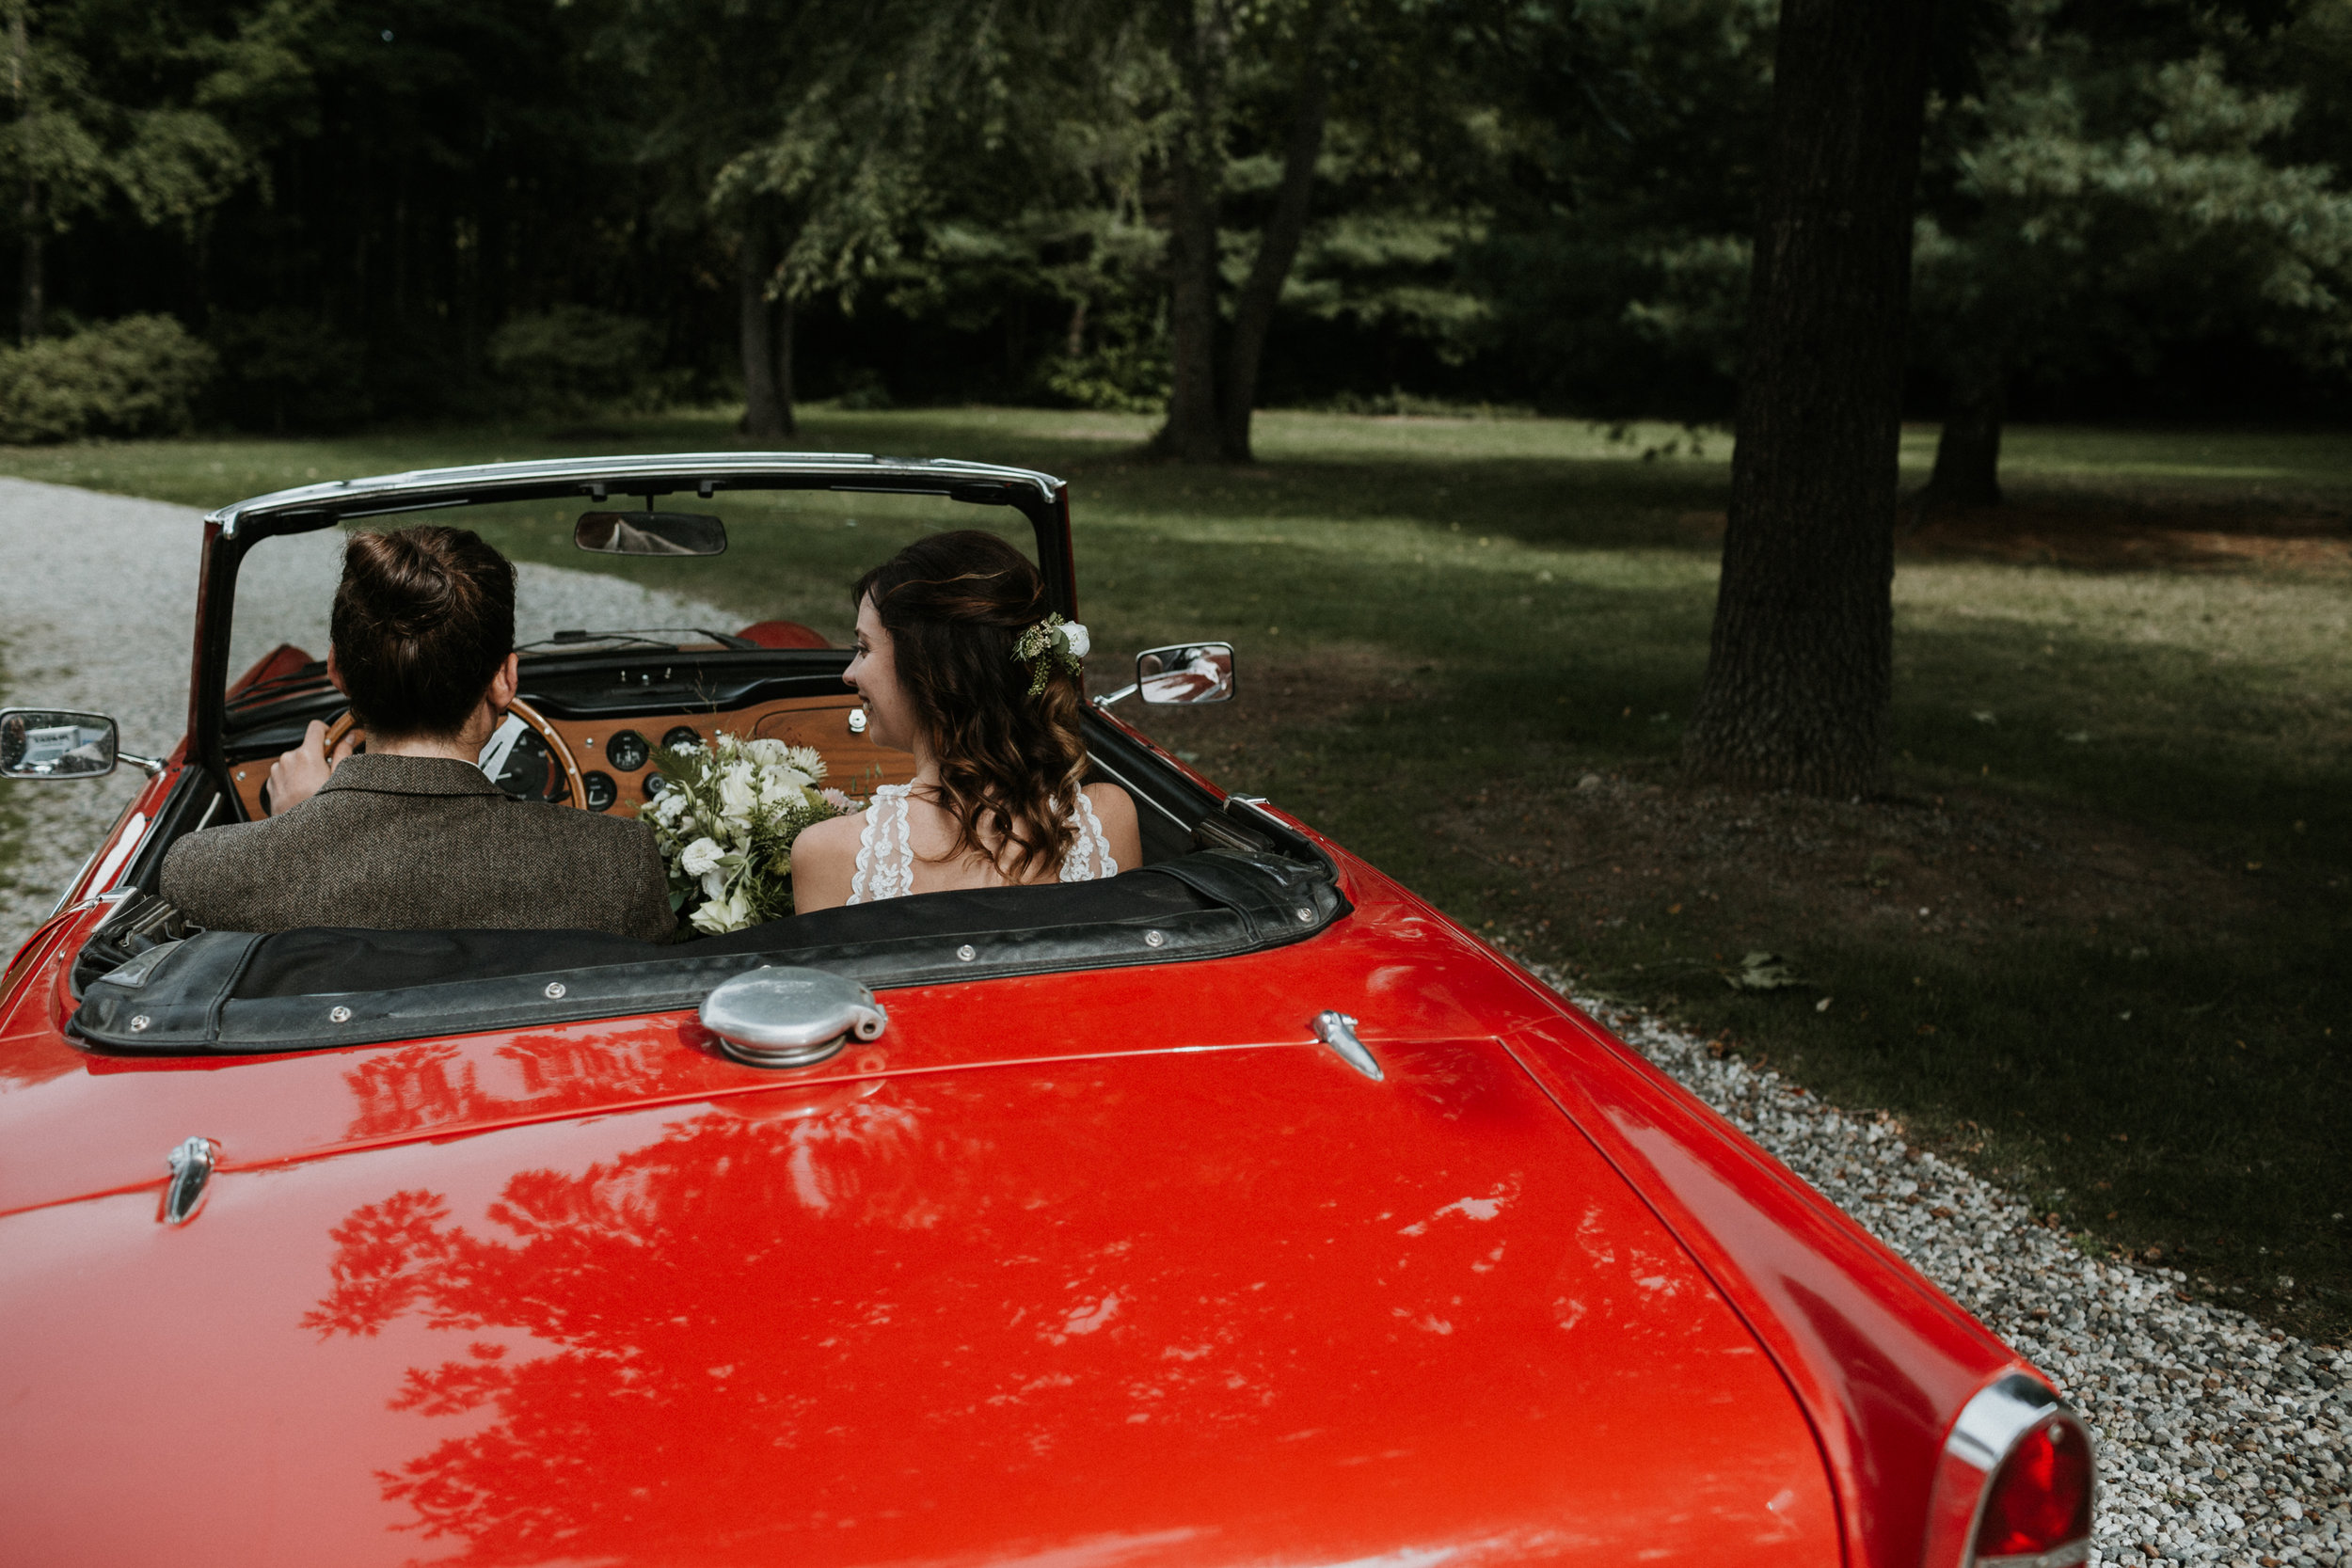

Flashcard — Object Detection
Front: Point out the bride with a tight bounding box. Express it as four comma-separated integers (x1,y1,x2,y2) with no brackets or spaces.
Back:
789,531,1142,911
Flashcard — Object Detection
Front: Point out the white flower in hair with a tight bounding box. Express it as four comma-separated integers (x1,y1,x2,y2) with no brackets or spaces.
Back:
1012,612,1089,697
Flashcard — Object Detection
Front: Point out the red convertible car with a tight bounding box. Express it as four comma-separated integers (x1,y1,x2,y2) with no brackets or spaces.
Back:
0,454,2092,1568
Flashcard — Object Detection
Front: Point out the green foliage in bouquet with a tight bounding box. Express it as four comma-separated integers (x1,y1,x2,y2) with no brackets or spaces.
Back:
643,734,851,934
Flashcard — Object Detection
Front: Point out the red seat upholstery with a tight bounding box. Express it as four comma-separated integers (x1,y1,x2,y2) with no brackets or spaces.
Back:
735,621,831,649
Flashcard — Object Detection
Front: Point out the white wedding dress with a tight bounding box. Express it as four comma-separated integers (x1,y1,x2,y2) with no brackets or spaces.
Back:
845,784,1117,905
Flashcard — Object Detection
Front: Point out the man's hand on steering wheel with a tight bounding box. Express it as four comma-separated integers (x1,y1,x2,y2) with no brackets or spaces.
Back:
265,719,359,816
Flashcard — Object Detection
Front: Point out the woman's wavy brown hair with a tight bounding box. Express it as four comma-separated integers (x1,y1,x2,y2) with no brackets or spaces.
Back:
856,531,1089,880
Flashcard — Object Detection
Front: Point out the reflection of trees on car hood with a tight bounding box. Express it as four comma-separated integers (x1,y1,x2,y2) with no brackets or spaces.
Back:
302,1046,1836,1568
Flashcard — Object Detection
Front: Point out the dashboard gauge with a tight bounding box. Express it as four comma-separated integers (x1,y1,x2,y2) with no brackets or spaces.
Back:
644,772,671,800
581,771,617,812
485,727,554,800
605,729,650,771
661,725,702,752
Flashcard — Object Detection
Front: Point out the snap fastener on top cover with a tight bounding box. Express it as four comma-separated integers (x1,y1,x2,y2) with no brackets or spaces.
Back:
545,981,566,999
328,1006,352,1023
956,944,977,961
701,967,887,1069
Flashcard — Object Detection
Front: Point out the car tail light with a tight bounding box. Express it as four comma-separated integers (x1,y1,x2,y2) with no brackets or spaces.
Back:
1921,1372,2097,1568
1974,1418,2093,1560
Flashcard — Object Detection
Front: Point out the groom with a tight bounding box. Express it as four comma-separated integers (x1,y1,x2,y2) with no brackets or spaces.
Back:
162,525,674,939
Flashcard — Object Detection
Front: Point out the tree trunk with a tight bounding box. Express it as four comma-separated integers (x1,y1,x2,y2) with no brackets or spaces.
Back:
1925,351,2005,505
1681,0,1939,800
11,5,35,344
17,216,37,345
772,290,798,439
1152,0,1228,463
739,229,787,440
1218,8,1331,464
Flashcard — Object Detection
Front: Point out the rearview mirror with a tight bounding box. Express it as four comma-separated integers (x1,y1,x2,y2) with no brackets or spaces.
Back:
0,709,120,779
1136,642,1235,705
575,511,728,557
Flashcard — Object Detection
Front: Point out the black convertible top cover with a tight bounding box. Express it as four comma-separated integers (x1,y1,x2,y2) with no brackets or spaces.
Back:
72,850,1348,1054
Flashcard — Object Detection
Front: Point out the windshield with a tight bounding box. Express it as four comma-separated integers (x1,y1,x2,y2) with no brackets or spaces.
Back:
222,485,1042,702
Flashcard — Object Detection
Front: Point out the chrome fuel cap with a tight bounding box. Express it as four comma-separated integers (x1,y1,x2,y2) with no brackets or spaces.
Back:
701,967,886,1069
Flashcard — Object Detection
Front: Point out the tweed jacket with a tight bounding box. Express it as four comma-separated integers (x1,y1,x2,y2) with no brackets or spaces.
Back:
161,753,675,941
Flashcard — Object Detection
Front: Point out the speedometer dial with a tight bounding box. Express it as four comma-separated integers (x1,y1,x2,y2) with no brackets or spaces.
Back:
486,729,555,800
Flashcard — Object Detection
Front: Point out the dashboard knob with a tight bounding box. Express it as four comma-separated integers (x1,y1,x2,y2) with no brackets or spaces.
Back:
849,708,867,735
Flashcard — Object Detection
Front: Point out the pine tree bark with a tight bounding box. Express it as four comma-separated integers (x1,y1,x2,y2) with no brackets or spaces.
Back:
1218,24,1329,464
772,291,799,439
1925,350,2005,505
1153,0,1228,463
1682,0,1939,798
11,4,37,344
739,229,787,440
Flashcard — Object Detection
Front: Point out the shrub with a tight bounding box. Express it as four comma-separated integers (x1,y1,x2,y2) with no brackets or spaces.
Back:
0,316,219,443
486,306,661,410
209,309,370,431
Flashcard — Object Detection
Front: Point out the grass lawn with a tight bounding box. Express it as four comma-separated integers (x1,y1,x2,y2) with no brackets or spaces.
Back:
8,405,2350,1338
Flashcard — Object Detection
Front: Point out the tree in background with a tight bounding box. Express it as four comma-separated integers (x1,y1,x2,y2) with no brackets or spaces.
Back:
1681,0,1939,798
1151,0,1340,461
1915,0,2352,504
1,0,260,342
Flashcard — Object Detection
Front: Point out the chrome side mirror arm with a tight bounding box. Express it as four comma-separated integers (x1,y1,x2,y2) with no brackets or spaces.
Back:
1092,683,1141,712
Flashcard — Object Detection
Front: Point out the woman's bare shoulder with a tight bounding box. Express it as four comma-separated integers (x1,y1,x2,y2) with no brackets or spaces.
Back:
794,807,866,858
789,807,866,911
1081,781,1137,824
1081,782,1143,870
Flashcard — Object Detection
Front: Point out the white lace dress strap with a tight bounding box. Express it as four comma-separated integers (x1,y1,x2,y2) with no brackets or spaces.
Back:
1059,790,1118,883
845,784,915,905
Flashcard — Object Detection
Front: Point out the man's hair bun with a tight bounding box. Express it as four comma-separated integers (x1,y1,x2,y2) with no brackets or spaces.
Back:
330,525,516,740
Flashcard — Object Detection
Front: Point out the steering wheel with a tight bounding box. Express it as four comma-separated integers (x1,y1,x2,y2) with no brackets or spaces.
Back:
320,695,588,808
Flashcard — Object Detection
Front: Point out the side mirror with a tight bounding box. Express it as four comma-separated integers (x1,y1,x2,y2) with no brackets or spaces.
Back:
1136,642,1235,705
1,709,122,779
575,511,728,557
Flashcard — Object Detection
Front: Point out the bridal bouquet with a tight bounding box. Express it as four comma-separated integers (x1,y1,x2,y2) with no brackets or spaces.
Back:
644,733,854,934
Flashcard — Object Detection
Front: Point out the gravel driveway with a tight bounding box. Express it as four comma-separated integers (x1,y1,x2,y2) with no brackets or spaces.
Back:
5,479,2344,1568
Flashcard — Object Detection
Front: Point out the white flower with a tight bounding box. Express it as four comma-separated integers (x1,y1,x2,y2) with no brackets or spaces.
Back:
699,868,728,900
679,836,724,877
1061,621,1090,660
757,769,810,809
689,888,752,934
784,744,825,778
819,787,854,813
744,737,789,768
718,768,758,821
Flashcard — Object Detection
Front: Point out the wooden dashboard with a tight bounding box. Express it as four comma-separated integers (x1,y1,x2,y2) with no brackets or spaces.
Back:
226,693,916,822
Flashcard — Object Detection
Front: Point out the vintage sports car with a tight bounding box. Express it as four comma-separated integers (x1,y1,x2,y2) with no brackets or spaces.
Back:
0,454,2093,1567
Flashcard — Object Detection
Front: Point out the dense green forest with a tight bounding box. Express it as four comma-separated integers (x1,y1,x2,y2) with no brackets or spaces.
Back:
8,0,2352,447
